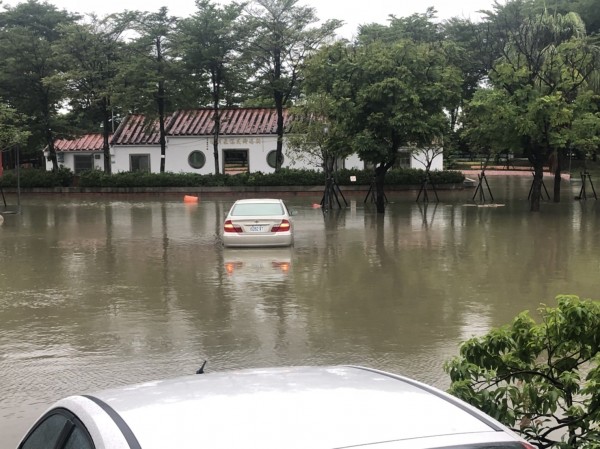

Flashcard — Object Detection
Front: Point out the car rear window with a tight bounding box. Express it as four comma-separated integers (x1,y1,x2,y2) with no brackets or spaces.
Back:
231,203,284,216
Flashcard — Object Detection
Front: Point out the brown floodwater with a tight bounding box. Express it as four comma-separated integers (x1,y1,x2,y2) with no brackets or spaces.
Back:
1,176,599,446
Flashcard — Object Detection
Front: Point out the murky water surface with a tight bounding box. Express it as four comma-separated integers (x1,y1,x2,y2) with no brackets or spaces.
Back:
1,177,599,446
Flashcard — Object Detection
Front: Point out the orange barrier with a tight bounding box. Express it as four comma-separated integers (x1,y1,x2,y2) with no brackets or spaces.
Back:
183,195,199,203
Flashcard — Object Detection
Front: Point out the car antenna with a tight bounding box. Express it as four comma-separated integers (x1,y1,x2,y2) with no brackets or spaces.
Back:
196,360,207,374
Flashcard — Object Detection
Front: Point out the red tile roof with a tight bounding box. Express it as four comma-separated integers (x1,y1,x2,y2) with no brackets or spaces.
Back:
111,114,162,146
168,108,288,136
54,133,109,151
112,108,290,145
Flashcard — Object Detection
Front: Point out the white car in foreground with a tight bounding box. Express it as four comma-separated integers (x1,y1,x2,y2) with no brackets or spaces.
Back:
222,198,294,247
17,365,535,449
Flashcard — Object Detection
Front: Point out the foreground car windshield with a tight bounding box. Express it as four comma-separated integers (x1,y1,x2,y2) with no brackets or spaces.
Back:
231,203,284,216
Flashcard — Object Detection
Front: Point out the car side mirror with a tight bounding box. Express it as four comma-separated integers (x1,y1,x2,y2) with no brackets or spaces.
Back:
289,209,298,216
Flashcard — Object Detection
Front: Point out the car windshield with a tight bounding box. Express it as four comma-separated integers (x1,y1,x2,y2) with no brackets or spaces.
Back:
231,203,284,216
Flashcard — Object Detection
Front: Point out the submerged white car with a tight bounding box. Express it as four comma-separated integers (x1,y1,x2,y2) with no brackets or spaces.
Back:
17,365,535,449
222,198,294,247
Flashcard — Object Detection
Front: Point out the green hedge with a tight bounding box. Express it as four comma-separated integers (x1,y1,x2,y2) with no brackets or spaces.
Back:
0,167,464,188
0,167,73,187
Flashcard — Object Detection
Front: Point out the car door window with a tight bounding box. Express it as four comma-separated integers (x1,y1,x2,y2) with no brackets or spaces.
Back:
20,413,69,449
20,410,95,449
63,426,93,449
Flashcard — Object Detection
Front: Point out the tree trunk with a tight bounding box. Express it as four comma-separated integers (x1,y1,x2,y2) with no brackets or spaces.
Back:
156,37,166,174
102,98,112,174
274,94,284,172
552,151,562,203
273,44,284,172
158,80,166,174
213,116,220,175
530,159,544,212
213,93,221,175
375,164,387,214
46,126,58,172
212,72,221,175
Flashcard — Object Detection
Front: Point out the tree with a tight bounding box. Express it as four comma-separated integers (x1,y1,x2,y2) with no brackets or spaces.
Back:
287,93,353,209
178,0,248,174
445,295,600,449
460,88,522,161
531,0,600,36
466,5,600,210
244,0,341,171
305,32,461,213
440,17,496,158
287,93,352,170
0,103,30,150
0,0,78,171
116,7,184,173
51,14,132,173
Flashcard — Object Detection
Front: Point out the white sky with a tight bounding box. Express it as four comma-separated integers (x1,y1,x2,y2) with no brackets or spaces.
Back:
5,0,497,38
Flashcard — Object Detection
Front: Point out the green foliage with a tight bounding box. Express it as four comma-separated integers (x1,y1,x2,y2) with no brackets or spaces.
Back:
0,104,30,149
0,167,73,187
461,6,600,210
245,0,342,171
3,167,463,189
304,14,462,211
0,1,79,167
461,88,521,156
445,295,600,449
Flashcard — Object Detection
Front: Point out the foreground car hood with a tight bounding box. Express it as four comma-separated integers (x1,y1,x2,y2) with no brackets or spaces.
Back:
83,366,521,449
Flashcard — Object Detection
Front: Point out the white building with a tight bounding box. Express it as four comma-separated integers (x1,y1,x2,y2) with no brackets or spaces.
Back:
46,108,442,174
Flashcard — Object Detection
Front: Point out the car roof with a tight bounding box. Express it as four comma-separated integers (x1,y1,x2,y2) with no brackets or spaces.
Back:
231,198,283,204
75,366,519,449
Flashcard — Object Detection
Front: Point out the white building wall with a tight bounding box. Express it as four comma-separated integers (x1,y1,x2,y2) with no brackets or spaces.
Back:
218,134,276,173
343,154,364,170
112,146,161,173
164,137,215,174
44,151,104,172
48,140,443,174
107,135,313,175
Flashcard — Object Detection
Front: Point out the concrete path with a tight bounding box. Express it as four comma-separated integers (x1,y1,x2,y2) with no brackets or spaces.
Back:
461,169,571,180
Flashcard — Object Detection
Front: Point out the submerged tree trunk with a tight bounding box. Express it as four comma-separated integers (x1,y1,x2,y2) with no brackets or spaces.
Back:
374,163,391,214
553,151,562,203
530,158,544,212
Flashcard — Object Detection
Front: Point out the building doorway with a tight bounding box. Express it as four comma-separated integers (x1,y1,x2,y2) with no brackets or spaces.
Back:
223,149,248,175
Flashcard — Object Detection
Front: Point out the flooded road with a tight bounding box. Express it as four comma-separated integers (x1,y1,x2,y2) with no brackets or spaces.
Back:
1,176,599,446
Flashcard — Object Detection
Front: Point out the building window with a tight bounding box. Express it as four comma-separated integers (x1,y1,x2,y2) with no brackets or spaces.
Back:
188,150,206,169
130,154,150,172
223,149,248,175
74,155,94,174
394,150,411,169
266,150,284,169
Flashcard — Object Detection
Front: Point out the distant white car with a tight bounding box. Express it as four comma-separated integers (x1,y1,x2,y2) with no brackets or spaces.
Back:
17,365,535,449
222,198,294,247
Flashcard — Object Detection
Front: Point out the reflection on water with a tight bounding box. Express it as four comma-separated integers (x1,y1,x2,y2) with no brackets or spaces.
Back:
1,178,599,446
